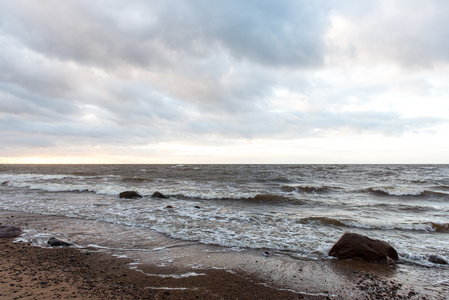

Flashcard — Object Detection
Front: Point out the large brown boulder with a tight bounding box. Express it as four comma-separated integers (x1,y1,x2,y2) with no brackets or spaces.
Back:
119,191,142,199
0,226,22,238
329,233,398,265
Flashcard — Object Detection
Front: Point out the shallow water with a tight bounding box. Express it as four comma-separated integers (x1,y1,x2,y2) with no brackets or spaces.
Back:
1,164,448,268
3,210,448,298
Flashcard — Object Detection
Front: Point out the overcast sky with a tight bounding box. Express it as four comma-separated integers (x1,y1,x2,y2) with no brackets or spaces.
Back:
1,0,448,163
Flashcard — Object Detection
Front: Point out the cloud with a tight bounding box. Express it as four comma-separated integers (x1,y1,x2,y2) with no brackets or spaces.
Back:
327,0,449,68
0,0,448,162
0,0,330,68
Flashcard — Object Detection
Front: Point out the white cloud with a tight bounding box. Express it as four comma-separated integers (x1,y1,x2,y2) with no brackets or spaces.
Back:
0,0,448,163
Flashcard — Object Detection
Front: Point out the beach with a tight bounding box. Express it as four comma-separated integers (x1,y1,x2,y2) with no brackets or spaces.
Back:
1,210,445,299
1,164,448,298
0,237,308,299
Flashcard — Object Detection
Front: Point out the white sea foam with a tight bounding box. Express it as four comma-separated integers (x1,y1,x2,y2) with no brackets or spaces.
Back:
1,164,449,268
399,252,449,267
142,272,206,278
433,279,449,286
370,186,425,196
3,175,260,199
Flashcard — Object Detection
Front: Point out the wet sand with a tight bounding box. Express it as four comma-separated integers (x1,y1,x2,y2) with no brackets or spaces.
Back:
1,210,446,299
1,237,317,299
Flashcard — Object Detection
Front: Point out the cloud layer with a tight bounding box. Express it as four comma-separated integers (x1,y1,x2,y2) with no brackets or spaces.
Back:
0,0,448,161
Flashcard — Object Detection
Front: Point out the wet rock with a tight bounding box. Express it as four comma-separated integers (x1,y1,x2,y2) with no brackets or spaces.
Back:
428,255,448,264
329,233,398,265
1,181,9,186
152,191,168,199
119,191,142,199
0,226,22,238
47,237,73,247
165,205,174,209
194,206,201,209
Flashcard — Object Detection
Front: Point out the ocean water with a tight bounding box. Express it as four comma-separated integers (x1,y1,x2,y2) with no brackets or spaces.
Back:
1,164,448,268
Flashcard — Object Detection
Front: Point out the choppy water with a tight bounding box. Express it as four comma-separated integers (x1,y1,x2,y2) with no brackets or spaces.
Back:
1,164,448,268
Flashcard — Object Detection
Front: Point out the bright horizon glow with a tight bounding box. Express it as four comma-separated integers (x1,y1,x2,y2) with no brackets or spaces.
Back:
1,130,447,164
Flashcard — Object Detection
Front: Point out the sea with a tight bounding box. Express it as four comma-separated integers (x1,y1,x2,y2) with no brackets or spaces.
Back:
1,164,448,269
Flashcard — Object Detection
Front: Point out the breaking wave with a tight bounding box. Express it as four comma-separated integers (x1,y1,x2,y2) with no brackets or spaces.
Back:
365,186,449,197
299,216,347,227
172,192,301,204
366,186,425,196
1,178,303,204
297,217,449,233
279,185,338,193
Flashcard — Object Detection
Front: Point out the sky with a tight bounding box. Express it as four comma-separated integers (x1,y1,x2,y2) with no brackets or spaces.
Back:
0,0,448,164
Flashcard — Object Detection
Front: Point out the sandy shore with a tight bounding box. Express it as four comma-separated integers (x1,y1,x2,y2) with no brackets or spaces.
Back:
1,237,317,299
0,210,446,299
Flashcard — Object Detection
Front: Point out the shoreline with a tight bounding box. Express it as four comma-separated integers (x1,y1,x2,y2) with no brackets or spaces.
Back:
1,209,446,299
1,238,312,299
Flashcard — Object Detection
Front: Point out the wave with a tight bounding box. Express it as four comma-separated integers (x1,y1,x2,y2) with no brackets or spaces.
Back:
366,186,424,196
280,186,296,192
244,194,299,204
4,181,93,193
300,216,347,227
279,185,337,194
436,185,449,190
365,186,448,197
121,177,154,183
428,222,449,232
399,253,449,267
0,173,88,181
171,165,200,171
256,177,291,184
297,186,329,193
353,220,449,232
2,179,303,204
371,203,437,213
366,186,449,198
297,216,449,233
169,192,304,204
72,171,99,177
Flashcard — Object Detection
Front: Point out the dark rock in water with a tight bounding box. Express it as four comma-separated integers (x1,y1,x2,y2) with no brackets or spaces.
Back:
194,206,201,209
47,237,73,247
329,233,398,265
1,181,9,186
428,255,448,265
165,205,174,209
0,226,22,238
119,191,142,199
152,191,168,199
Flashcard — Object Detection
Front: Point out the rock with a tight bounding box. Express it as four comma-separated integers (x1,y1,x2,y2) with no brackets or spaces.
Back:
1,181,9,186
0,226,22,238
194,206,201,209
119,191,142,199
329,233,398,265
47,237,73,247
152,191,168,199
428,255,448,265
165,205,174,209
